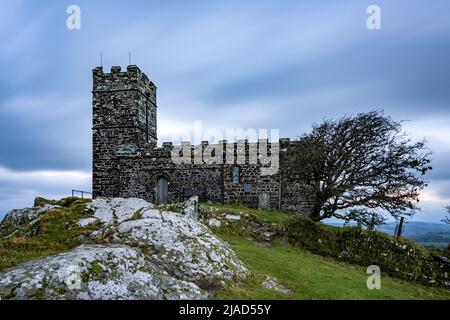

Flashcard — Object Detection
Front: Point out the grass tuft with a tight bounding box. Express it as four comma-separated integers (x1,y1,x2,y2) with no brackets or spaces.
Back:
0,197,95,271
213,235,450,300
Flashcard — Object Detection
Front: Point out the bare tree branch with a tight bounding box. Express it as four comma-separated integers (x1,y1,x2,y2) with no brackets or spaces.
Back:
443,205,450,224
288,111,432,222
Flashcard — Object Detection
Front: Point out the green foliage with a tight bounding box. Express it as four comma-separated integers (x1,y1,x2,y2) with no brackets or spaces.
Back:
0,197,95,271
155,204,180,213
82,260,108,284
279,215,448,286
201,203,293,224
205,203,450,292
289,111,432,222
34,196,90,208
34,197,57,207
2,198,448,299
131,209,143,221
213,235,450,300
198,203,288,243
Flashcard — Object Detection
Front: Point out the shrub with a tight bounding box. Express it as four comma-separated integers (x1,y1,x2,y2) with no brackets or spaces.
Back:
280,215,450,288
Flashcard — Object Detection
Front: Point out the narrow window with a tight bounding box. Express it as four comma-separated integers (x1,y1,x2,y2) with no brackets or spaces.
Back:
232,166,240,185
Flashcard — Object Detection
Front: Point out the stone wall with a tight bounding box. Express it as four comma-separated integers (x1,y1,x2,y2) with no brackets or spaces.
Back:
92,65,157,198
110,140,315,214
92,65,316,215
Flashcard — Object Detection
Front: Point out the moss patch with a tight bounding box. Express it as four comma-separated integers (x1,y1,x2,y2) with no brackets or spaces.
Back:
0,197,95,272
201,203,294,224
82,260,109,284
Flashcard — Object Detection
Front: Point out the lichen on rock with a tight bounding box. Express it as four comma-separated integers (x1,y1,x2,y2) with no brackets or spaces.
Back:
0,244,206,300
0,197,249,300
262,276,293,295
0,204,60,237
87,197,154,224
87,198,248,284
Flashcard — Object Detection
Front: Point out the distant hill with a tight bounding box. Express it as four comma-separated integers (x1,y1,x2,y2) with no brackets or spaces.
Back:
326,221,450,249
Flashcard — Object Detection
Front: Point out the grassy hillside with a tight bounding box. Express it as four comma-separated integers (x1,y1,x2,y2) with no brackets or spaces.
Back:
213,235,450,300
1,198,449,300
0,197,96,271
203,203,450,300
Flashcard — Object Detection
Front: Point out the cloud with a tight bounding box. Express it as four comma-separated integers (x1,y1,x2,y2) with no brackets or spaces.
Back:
0,93,91,171
0,166,91,186
0,166,91,219
419,183,450,205
1,0,450,223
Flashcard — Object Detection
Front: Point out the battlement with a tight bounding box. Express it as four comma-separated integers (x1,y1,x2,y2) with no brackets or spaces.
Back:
143,139,290,158
158,138,295,150
92,65,156,99
92,64,158,159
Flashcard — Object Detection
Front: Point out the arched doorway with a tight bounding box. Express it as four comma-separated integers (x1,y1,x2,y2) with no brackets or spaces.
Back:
156,176,168,204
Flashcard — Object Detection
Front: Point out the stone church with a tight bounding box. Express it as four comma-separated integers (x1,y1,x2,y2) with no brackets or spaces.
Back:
92,65,314,213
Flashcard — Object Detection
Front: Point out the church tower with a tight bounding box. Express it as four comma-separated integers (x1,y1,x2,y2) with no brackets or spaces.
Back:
92,65,157,197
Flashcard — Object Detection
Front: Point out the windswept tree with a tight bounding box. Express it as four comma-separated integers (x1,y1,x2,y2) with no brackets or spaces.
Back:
443,205,450,224
346,209,387,230
289,111,432,223
444,206,450,252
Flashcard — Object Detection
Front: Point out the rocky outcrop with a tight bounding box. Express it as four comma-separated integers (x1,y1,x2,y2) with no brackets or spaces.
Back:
86,198,248,283
0,197,248,300
180,196,199,220
0,244,206,300
0,204,59,238
262,276,293,295
198,205,277,242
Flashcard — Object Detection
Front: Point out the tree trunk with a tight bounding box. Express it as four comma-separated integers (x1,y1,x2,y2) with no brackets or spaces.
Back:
310,204,323,221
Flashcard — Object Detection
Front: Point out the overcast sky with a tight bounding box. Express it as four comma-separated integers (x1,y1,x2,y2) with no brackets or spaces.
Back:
1,0,449,223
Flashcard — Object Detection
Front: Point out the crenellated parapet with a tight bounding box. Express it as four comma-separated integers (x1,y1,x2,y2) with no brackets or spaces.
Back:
93,65,156,102
135,139,288,171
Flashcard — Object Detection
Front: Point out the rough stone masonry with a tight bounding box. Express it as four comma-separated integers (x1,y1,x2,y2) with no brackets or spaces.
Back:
92,65,315,214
